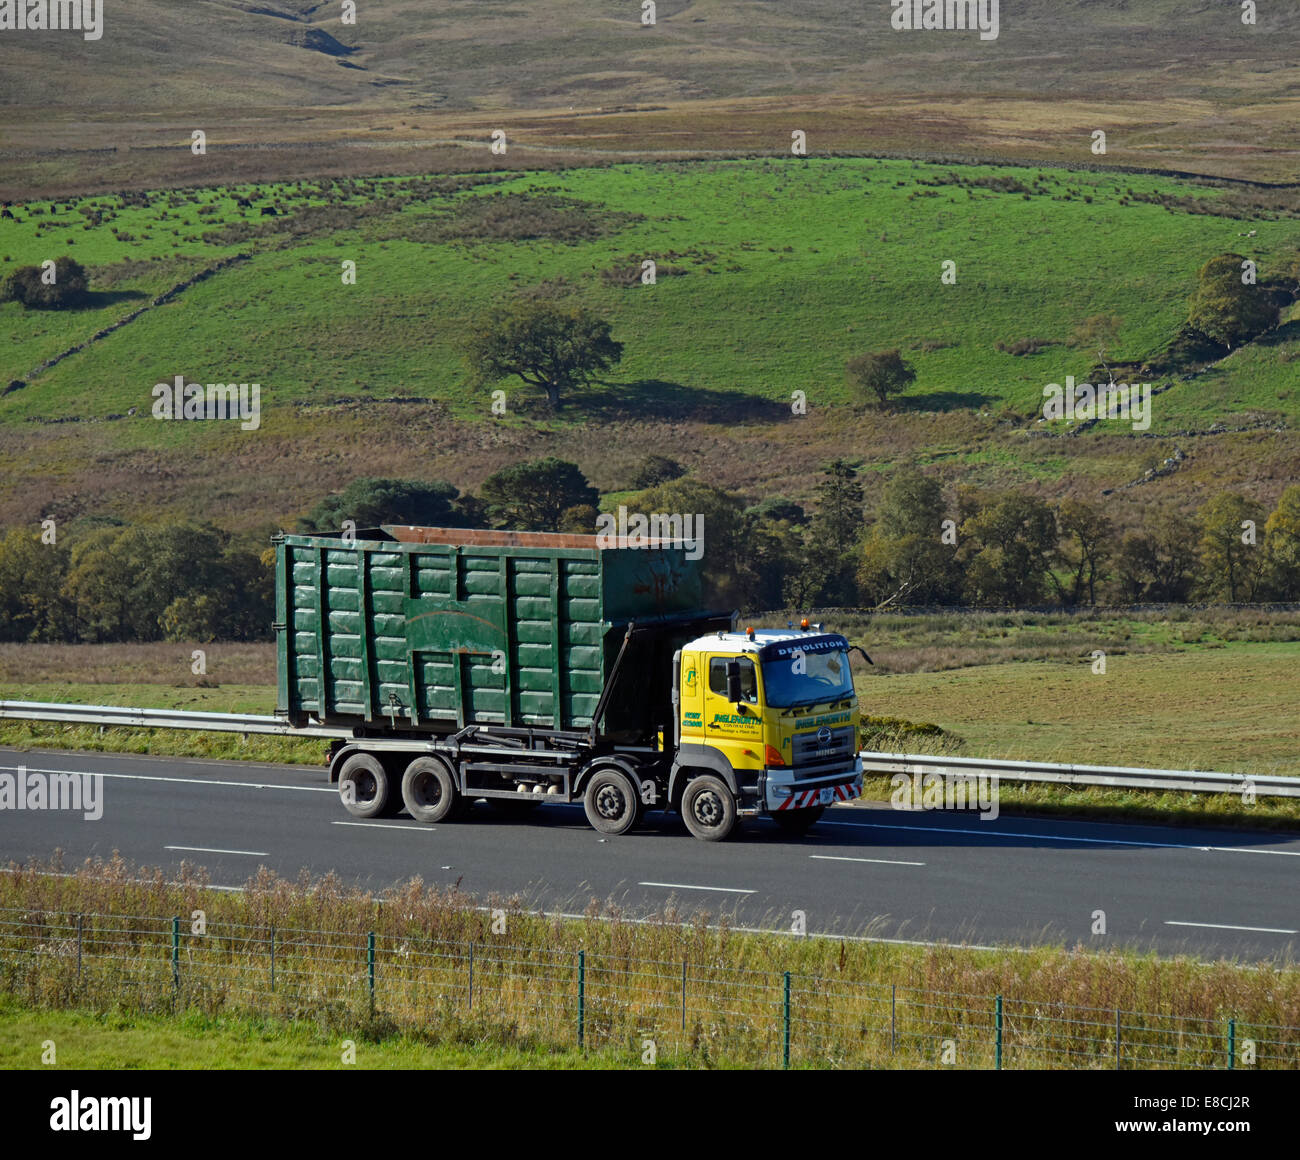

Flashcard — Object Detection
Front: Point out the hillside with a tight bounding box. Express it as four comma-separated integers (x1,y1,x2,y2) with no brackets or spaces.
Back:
0,158,1297,533
1,0,1297,198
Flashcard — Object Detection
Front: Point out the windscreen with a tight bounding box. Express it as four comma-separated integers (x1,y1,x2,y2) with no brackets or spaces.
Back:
761,648,854,708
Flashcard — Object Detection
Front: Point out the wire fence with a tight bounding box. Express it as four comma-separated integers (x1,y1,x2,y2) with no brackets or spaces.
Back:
0,907,1294,1069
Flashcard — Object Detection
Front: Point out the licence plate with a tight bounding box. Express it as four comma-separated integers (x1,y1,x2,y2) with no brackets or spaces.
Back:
819,787,835,806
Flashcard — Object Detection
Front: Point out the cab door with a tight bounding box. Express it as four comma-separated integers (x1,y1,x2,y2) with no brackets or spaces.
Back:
678,650,704,741
702,653,764,773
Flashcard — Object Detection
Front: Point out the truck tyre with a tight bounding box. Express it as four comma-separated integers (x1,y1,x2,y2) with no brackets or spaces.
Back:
772,805,825,836
583,768,641,836
338,752,392,819
401,756,461,824
681,774,738,842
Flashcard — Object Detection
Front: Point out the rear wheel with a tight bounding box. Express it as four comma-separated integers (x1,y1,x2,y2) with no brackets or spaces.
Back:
401,756,462,824
583,768,641,836
338,752,391,819
681,774,737,842
772,805,825,836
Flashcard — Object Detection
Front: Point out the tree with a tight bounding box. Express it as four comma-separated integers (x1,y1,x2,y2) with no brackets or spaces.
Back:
1196,492,1267,601
0,529,72,641
479,458,598,531
857,468,962,607
628,454,686,490
299,478,468,533
1113,512,1198,602
846,349,916,410
958,492,1061,606
1186,253,1279,350
624,478,749,607
464,298,623,409
790,459,865,606
0,257,89,309
1263,485,1300,599
1057,497,1114,606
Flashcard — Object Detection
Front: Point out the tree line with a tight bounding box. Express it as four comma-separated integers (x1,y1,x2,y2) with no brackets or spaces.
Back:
2,458,1296,643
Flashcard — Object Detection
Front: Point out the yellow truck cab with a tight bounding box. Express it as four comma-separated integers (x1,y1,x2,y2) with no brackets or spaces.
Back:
672,622,864,839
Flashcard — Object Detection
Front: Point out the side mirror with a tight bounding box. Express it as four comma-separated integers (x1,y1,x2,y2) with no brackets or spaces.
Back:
852,645,874,666
726,660,743,704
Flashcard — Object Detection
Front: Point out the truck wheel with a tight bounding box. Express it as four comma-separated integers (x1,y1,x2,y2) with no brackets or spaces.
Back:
583,768,641,836
681,775,738,841
772,805,825,836
338,752,391,819
401,756,461,824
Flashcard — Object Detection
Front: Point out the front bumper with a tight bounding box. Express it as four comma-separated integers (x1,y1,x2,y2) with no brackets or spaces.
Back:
763,757,863,812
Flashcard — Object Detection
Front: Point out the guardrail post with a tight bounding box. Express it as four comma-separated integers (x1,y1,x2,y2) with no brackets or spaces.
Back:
995,995,1003,1070
577,950,586,1050
76,914,83,984
1228,1018,1236,1070
367,931,375,1014
269,926,275,994
783,972,791,1070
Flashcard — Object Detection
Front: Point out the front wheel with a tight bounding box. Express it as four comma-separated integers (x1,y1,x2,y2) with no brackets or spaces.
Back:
681,774,738,842
583,768,641,836
771,805,825,836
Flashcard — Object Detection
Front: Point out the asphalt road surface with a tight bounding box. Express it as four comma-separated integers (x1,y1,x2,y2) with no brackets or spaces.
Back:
1,747,1297,960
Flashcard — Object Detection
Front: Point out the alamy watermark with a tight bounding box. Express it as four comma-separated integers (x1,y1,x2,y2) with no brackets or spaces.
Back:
0,766,103,820
595,505,705,561
152,375,261,431
890,770,999,821
1042,376,1151,431
0,0,103,40
890,0,999,40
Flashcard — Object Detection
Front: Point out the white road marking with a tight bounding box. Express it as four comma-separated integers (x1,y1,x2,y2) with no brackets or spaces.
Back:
165,845,269,857
331,821,434,832
1164,921,1297,935
0,764,332,793
638,881,755,894
822,818,1300,857
810,854,926,867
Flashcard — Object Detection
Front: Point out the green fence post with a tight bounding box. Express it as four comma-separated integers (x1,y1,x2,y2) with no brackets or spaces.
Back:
468,942,474,1010
681,959,687,1033
1115,1008,1121,1070
171,916,180,993
890,984,896,1054
367,931,375,1015
578,950,586,1050
783,972,791,1070
76,914,83,984
1228,1019,1236,1071
269,925,275,994
995,995,1003,1070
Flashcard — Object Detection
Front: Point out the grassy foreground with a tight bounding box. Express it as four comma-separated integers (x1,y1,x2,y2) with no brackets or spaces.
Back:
1,857,1297,1070
0,995,636,1071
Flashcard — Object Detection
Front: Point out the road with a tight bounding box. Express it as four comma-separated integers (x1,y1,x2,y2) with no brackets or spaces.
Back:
1,747,1297,960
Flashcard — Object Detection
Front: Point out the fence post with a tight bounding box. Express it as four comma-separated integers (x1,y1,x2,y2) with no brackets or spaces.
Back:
367,932,376,1015
76,914,83,984
269,926,275,994
468,943,474,1009
1115,1008,1121,1070
890,984,896,1054
171,916,180,994
783,972,791,1070
995,995,1003,1070
681,959,687,1034
578,950,586,1050
1228,1019,1236,1071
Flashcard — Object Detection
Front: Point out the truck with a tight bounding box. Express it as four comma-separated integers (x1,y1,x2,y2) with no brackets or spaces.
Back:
276,524,866,841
